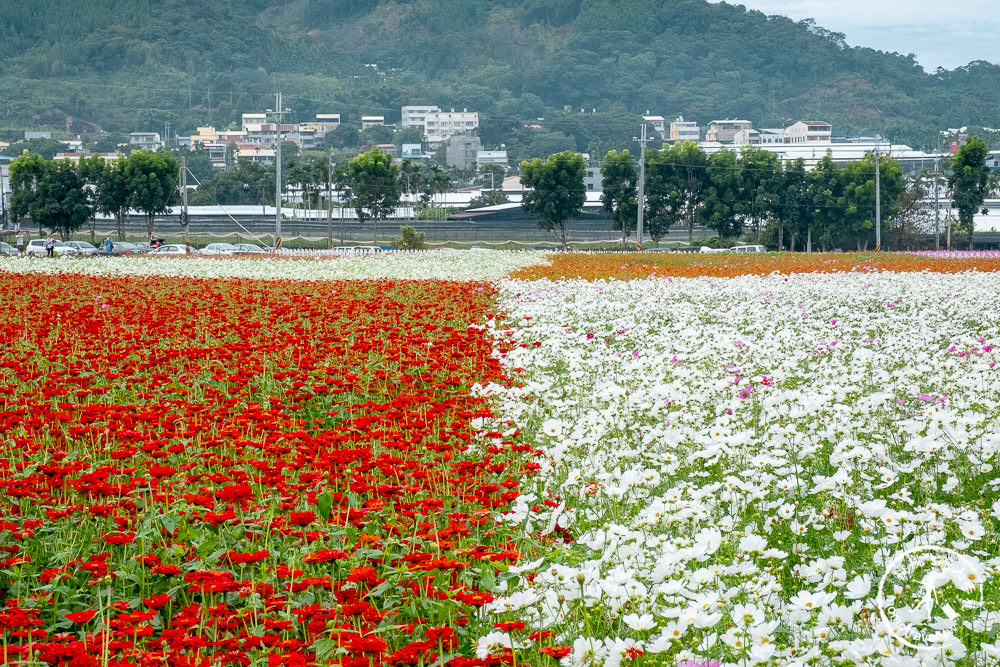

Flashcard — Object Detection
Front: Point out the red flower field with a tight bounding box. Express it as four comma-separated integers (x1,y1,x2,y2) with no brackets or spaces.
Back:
0,274,536,666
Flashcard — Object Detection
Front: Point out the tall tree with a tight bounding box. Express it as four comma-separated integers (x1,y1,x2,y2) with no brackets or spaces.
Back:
773,158,810,251
806,154,842,252
736,146,781,243
520,150,586,248
699,149,742,243
9,157,92,239
92,157,132,240
839,154,904,250
126,151,179,240
601,149,637,248
8,152,49,229
948,136,991,249
646,141,709,246
344,147,401,243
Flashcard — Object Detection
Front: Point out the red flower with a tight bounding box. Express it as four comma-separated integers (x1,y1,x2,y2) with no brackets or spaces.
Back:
540,646,572,658
65,610,98,624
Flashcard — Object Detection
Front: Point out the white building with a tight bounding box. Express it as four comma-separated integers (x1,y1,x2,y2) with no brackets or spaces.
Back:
757,128,785,145
425,109,479,142
476,150,508,169
706,120,752,144
241,114,267,132
643,113,667,137
784,120,832,144
128,132,163,151
402,106,440,129
361,115,385,129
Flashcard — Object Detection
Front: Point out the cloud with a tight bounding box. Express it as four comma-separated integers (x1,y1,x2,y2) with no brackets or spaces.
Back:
716,0,1000,69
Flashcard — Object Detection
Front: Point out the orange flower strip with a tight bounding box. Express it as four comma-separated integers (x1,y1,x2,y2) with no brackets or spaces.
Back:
510,251,1000,281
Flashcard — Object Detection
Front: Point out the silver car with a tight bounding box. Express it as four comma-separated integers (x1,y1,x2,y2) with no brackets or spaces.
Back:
66,241,99,255
200,243,237,256
0,241,17,256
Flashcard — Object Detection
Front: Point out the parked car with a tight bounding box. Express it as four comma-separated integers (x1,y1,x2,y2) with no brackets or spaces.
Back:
25,239,79,257
231,243,270,254
65,240,99,256
112,241,144,255
150,244,192,255
200,242,237,256
0,241,17,256
729,244,767,253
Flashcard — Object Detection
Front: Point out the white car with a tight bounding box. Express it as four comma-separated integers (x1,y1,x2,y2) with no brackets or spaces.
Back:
729,244,767,253
199,243,237,256
150,244,192,255
231,243,270,254
25,239,79,257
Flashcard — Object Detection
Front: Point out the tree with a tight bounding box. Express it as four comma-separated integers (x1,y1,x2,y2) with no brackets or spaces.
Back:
646,141,709,246
468,189,509,208
9,157,92,239
601,149,637,248
8,152,49,229
839,154,904,250
736,146,781,242
89,157,132,240
394,225,427,250
698,149,742,243
520,150,586,247
344,147,401,243
806,154,842,252
772,158,811,251
948,136,991,249
126,151,179,240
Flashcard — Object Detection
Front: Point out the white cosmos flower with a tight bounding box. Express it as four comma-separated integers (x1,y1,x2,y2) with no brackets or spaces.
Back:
788,589,836,612
845,573,872,600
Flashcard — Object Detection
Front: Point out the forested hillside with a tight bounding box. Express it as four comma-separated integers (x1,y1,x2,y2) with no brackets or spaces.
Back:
1,0,998,150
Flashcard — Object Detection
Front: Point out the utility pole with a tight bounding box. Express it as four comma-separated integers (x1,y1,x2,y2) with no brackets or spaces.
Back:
934,157,940,250
180,157,190,252
874,136,881,251
633,122,651,250
268,92,289,250
327,155,334,249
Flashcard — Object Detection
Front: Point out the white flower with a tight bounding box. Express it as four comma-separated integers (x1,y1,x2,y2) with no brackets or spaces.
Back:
788,589,836,612
622,612,657,631
844,573,872,600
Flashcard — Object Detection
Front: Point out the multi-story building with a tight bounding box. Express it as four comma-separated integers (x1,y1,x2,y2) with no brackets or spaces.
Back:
446,135,483,169
128,132,163,151
784,121,832,144
705,120,752,144
669,116,700,143
235,144,275,164
361,115,385,129
241,114,267,132
425,109,479,142
733,128,761,146
402,106,440,129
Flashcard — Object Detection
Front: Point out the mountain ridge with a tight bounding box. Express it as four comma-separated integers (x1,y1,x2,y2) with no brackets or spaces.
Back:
0,0,997,150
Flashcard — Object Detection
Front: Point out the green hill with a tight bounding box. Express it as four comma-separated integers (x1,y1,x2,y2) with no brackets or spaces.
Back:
1,0,998,151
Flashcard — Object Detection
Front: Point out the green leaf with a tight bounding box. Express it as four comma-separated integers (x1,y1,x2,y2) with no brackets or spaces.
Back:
312,638,337,661
159,514,179,536
317,492,333,521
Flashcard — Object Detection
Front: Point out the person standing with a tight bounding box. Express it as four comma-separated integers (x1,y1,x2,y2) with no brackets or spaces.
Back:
45,236,55,258
15,231,25,255
103,235,114,256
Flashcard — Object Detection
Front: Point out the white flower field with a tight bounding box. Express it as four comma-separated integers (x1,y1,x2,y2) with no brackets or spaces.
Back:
479,271,1000,666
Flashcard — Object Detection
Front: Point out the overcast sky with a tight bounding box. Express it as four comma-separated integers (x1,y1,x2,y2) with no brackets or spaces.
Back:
718,0,999,70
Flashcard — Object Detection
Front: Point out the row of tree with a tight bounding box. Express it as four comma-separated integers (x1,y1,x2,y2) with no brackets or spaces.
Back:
589,138,994,250
10,151,179,241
